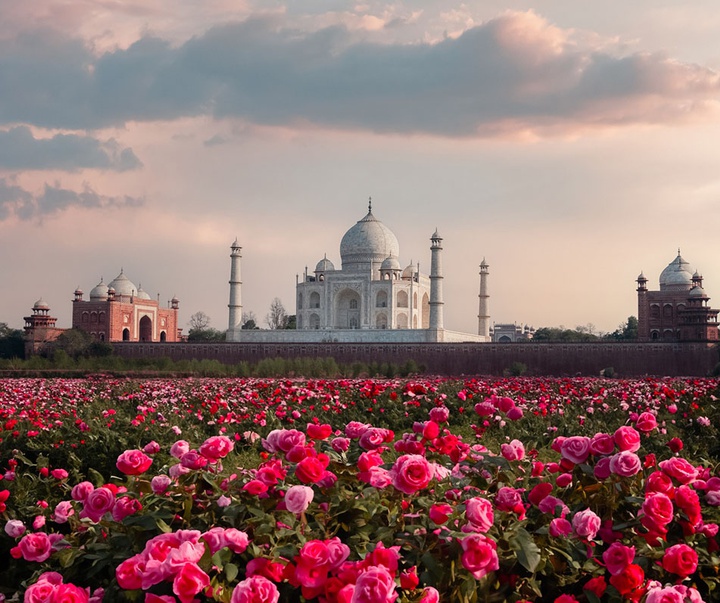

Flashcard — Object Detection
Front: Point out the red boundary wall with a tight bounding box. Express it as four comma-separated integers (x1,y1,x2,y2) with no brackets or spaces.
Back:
110,342,720,377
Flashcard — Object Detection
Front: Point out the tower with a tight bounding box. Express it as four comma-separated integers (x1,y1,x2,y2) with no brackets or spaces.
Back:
228,239,243,331
636,271,648,340
429,229,444,330
478,258,490,338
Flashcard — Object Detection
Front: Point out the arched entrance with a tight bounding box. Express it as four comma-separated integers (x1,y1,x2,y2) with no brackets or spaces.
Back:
139,316,152,341
122,328,130,341
335,289,361,329
160,331,167,342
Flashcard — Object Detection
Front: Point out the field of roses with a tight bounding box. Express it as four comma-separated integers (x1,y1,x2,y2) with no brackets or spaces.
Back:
1,376,720,603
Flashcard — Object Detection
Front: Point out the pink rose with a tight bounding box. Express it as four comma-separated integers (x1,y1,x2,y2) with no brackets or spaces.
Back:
53,500,75,524
460,533,499,580
331,437,350,453
284,485,314,514
172,563,210,603
602,542,635,576
560,436,592,464
614,426,641,452
82,486,116,522
495,487,525,517
5,519,26,538
549,517,572,537
609,451,642,477
53,583,90,602
353,566,398,603
501,439,525,461
507,406,524,421
635,412,658,433
71,481,94,502
17,532,53,562
51,469,69,480
589,433,615,456
180,450,208,470
231,575,280,603
143,440,161,454
199,435,234,461
112,496,142,522
170,440,190,459
465,497,494,532
641,492,674,534
645,586,687,603
659,457,698,484
275,429,307,453
594,457,612,480
429,406,450,423
116,554,145,590
420,587,440,603
151,475,172,494
390,455,433,495
572,509,601,540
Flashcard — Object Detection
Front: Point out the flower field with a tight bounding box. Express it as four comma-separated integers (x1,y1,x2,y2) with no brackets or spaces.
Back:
1,376,720,602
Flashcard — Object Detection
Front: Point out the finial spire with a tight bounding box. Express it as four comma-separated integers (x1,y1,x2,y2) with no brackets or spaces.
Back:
368,196,372,213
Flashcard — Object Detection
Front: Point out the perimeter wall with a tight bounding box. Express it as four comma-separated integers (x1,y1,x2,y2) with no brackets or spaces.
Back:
110,341,720,377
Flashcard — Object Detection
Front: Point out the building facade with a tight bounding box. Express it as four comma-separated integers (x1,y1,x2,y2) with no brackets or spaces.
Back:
490,323,535,343
23,299,65,355
227,202,489,343
637,251,719,342
71,269,181,342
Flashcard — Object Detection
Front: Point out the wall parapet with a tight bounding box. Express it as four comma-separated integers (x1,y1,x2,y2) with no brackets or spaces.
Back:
110,341,719,377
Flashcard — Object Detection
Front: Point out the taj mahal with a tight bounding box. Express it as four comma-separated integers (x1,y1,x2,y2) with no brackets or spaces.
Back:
226,201,490,343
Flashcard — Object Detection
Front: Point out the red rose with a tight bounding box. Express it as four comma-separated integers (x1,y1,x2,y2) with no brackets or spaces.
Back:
116,449,153,476
609,563,645,599
662,544,698,578
390,454,433,495
295,456,325,484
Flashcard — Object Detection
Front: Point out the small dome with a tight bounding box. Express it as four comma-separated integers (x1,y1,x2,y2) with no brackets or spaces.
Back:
33,298,49,310
74,286,83,295
381,256,401,271
90,279,109,300
659,251,694,291
108,269,137,297
637,271,646,281
315,255,335,273
136,284,152,300
689,286,708,298
402,262,418,279
340,207,400,271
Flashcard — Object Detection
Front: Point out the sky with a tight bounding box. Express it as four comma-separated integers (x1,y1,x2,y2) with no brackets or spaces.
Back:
3,0,720,336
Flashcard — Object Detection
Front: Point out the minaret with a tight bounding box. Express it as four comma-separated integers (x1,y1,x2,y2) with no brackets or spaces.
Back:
478,258,490,338
429,229,444,330
228,239,243,332
636,271,648,341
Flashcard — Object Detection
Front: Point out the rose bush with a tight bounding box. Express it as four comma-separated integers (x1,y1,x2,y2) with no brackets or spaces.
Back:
0,376,719,601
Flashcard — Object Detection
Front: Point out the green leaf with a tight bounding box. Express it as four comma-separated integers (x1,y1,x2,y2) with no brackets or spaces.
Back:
225,562,239,582
509,527,542,573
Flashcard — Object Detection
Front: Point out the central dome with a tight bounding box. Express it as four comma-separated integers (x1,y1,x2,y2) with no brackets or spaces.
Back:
340,208,400,271
659,251,694,291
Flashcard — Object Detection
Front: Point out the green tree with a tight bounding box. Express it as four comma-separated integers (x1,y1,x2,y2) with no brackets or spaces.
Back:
49,329,94,359
265,298,288,330
187,312,226,341
241,311,259,330
0,323,25,359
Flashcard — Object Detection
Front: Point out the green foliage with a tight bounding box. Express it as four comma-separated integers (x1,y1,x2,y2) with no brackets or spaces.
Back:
0,323,24,359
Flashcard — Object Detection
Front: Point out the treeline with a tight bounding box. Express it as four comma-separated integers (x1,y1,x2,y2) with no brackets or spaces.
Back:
0,353,424,379
530,316,638,342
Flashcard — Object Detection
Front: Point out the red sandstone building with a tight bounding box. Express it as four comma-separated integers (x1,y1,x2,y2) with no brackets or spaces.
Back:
637,251,719,342
71,269,181,342
23,299,65,354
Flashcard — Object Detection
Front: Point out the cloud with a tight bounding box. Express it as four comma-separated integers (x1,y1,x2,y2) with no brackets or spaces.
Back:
1,12,719,137
0,126,142,171
0,178,144,221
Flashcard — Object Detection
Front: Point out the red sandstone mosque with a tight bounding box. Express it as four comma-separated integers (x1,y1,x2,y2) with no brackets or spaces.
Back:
637,251,719,341
24,269,181,354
